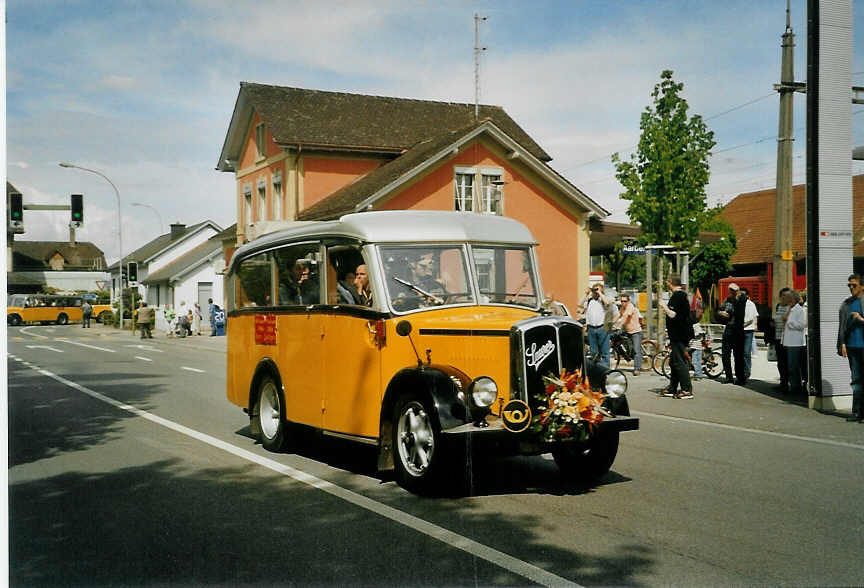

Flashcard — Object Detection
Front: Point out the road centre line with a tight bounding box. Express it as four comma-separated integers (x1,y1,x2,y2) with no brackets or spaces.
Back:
6,354,580,588
56,339,116,353
631,410,864,451
135,356,153,362
181,366,205,373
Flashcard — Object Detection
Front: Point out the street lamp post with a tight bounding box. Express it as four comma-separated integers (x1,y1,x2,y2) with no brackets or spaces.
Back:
131,202,164,235
59,163,125,329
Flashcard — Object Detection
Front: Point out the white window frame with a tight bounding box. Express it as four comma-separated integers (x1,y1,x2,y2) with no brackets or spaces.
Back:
273,173,283,220
454,166,504,215
255,123,266,160
243,185,253,227
258,179,267,221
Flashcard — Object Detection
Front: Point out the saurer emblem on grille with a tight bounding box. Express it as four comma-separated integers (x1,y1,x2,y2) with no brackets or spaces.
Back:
526,340,555,370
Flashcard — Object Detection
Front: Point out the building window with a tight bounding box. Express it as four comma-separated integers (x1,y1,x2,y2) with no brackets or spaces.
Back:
454,172,474,211
479,174,502,215
255,123,266,159
454,167,503,215
273,174,283,220
258,179,267,221
243,185,252,226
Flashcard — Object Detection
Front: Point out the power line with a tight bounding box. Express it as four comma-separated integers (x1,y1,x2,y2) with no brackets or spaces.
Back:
559,92,782,173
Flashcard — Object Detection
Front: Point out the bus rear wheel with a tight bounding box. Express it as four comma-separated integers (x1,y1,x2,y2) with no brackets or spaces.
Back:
56,313,69,325
255,376,287,452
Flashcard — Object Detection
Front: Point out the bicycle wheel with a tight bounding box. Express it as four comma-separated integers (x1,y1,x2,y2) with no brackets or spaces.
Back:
641,339,659,359
703,350,723,379
661,353,672,378
652,350,669,376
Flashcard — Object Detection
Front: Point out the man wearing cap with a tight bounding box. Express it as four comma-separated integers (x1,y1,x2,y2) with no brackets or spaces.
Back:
717,283,739,383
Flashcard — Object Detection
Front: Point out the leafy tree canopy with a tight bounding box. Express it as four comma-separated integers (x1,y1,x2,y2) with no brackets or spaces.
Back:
689,207,738,297
613,70,717,248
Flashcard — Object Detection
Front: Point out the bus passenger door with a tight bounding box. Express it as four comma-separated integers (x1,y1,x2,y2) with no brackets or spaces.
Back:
321,312,382,438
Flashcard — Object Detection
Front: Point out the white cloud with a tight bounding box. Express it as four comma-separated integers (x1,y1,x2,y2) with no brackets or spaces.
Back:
101,75,136,90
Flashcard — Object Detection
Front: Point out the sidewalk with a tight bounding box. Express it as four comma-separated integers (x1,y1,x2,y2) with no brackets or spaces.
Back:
88,323,227,354
624,348,864,446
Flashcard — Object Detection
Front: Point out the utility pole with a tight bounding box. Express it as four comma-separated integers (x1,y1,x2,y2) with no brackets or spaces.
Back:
773,0,796,306
474,13,487,120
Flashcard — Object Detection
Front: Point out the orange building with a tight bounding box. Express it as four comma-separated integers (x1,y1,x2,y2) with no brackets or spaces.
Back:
216,83,609,311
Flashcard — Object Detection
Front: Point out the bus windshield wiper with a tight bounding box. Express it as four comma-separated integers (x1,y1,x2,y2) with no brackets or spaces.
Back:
392,276,444,305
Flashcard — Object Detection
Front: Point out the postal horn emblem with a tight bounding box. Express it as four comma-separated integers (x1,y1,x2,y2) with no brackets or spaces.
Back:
502,399,532,433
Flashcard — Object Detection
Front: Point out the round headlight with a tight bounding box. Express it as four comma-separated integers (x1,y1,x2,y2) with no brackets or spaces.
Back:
604,370,628,398
469,376,498,408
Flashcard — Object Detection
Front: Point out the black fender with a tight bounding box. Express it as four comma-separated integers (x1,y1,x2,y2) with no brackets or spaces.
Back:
377,364,471,471
247,357,282,437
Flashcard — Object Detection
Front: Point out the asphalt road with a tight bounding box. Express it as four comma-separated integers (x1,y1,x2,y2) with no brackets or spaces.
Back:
8,324,864,586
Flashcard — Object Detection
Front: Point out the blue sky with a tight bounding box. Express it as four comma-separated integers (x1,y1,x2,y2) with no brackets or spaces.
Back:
6,0,864,262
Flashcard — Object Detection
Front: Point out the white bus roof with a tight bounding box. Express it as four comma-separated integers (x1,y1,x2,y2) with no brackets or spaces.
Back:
230,211,538,270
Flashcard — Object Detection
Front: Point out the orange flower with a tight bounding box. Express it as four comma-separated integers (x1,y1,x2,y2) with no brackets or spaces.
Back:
545,383,556,395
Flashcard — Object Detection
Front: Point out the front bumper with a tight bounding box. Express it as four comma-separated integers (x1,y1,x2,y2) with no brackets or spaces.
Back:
441,414,639,455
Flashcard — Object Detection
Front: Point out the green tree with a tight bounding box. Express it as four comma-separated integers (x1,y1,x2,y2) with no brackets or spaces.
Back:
612,70,716,248
601,242,647,292
689,208,738,300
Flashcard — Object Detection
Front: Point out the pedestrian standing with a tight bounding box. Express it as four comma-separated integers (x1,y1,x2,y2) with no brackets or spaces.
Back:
838,274,864,422
731,286,750,385
164,303,175,337
208,298,215,336
192,302,202,335
614,293,643,376
741,287,758,382
717,283,739,383
659,273,695,399
782,290,807,397
583,284,615,366
81,300,93,328
137,302,154,339
691,321,704,379
774,287,792,393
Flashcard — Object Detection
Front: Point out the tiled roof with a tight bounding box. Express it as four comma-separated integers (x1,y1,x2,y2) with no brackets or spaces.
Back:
719,174,864,264
142,240,222,284
218,83,550,169
297,120,608,222
297,123,477,221
12,241,106,270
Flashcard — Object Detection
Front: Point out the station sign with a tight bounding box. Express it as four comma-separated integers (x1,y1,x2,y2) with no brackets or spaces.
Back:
622,245,646,255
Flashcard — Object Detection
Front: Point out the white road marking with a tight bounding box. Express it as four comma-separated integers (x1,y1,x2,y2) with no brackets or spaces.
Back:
631,410,864,451
135,356,153,362
125,344,163,353
25,345,63,353
56,339,115,353
181,366,205,373
7,354,581,588
20,326,50,339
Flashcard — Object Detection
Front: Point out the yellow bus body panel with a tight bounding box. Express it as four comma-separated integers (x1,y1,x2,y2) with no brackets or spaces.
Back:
227,305,536,439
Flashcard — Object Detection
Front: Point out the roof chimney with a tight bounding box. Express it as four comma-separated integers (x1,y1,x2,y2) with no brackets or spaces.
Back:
170,223,186,239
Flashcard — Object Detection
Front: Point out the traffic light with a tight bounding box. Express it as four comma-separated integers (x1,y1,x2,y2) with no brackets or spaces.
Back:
9,192,23,225
127,262,138,283
70,194,83,224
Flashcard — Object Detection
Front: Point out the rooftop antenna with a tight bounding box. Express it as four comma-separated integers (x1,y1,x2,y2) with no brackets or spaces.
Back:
474,13,487,120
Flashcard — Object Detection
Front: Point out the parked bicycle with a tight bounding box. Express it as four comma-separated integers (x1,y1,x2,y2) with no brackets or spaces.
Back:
653,337,722,379
609,329,659,370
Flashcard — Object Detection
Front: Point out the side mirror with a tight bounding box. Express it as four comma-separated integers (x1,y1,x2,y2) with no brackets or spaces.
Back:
396,320,412,337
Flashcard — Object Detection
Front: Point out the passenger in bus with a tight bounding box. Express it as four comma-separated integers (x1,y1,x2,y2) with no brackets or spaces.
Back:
280,259,318,305
354,264,373,306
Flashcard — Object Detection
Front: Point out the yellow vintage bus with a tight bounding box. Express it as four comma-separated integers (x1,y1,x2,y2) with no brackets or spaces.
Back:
226,211,638,494
7,294,112,326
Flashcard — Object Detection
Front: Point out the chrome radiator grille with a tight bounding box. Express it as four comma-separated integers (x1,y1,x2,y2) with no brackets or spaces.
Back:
510,317,585,404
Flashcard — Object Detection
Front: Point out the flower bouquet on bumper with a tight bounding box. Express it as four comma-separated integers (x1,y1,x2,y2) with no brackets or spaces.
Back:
531,369,611,442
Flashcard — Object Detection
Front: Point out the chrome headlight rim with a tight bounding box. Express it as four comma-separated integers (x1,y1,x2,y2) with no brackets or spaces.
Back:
603,369,628,398
468,376,498,408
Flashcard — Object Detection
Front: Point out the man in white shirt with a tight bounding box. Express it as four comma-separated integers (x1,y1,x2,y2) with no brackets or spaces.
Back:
741,287,759,381
583,284,614,366
782,290,807,396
